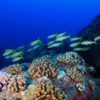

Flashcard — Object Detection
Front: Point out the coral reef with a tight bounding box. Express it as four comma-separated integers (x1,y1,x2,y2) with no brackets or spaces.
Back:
0,89,17,100
28,65,59,80
56,52,85,67
88,80,95,90
32,57,55,68
36,76,52,84
0,71,11,91
8,75,26,93
66,68,83,83
14,83,66,100
6,63,23,74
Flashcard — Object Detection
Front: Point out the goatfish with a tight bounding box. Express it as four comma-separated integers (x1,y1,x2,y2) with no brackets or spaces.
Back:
56,32,67,38
70,37,82,41
12,56,24,62
47,40,55,45
3,49,15,56
17,45,25,50
81,40,97,45
94,35,100,41
27,48,33,52
32,45,40,50
30,38,42,46
55,35,70,42
5,55,11,59
48,42,64,48
47,33,57,39
73,47,90,51
11,51,24,58
69,42,81,48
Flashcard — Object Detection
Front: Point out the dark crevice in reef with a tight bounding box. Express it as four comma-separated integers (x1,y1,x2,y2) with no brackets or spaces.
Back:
76,14,100,78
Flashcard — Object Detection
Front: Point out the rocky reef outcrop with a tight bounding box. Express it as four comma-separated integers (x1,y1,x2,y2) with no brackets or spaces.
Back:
76,14,100,78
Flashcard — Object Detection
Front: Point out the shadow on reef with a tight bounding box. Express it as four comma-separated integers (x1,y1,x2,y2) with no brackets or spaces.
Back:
76,14,100,78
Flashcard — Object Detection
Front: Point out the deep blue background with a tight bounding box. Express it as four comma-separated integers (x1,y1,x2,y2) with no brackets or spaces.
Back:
0,0,100,48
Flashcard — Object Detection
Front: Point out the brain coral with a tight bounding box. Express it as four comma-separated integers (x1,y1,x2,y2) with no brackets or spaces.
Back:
56,52,85,67
66,68,83,83
8,75,26,93
14,84,66,100
28,65,59,80
0,71,11,90
6,63,23,74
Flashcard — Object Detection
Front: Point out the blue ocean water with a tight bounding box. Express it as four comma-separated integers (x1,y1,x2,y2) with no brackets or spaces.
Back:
0,0,100,48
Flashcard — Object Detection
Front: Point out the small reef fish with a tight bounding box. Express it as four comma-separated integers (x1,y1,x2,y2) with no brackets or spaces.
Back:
12,56,24,62
56,32,67,38
69,42,81,48
47,33,57,39
70,37,82,41
73,47,90,51
48,42,64,48
17,45,25,50
32,45,40,50
3,49,15,56
94,35,100,41
55,35,70,42
27,48,33,52
5,55,11,59
47,41,55,45
81,40,97,45
11,51,24,58
30,38,42,46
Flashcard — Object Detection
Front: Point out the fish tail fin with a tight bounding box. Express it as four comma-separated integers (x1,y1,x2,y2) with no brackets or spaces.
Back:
38,37,43,44
68,34,71,39
20,55,24,59
56,33,58,35
94,41,97,44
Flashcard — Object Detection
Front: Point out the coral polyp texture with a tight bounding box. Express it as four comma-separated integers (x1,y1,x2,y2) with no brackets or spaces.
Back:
28,64,59,80
66,68,83,83
6,63,23,75
0,71,11,91
8,75,26,93
14,84,66,100
57,52,85,67
0,89,17,100
32,57,55,68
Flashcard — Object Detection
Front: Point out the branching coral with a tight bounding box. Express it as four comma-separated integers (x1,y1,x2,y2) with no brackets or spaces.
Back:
32,57,55,68
6,63,23,74
8,75,26,93
0,71,11,90
14,84,66,100
66,68,83,83
56,52,85,67
0,89,17,100
28,65,59,80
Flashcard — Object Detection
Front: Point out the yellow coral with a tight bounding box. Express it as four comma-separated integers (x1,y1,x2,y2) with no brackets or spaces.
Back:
6,64,23,74
57,52,85,67
14,84,66,100
32,57,55,68
67,68,83,83
28,65,59,80
8,75,26,93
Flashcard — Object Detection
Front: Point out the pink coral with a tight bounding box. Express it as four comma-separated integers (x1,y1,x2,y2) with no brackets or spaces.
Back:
0,71,11,90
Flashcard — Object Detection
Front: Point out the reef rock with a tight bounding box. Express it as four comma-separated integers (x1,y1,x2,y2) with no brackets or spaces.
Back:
76,14,100,77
